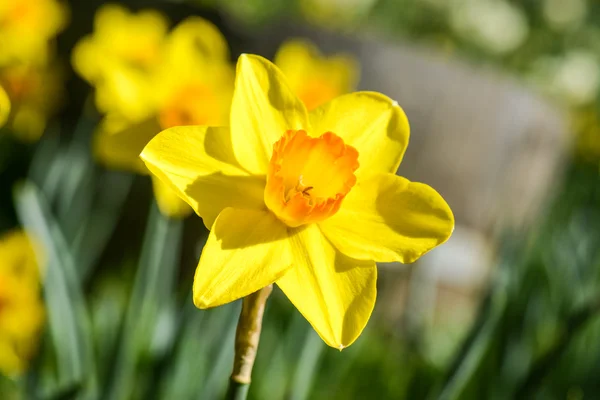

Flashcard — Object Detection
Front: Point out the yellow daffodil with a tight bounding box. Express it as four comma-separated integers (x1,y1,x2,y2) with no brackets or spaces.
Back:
72,4,169,120
0,63,64,142
275,39,359,110
0,0,68,65
0,85,9,127
0,230,44,376
88,15,234,218
141,55,454,348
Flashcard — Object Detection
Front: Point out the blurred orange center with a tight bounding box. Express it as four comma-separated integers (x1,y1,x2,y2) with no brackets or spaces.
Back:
264,130,359,227
297,80,338,111
158,84,220,130
2,68,37,101
3,2,34,28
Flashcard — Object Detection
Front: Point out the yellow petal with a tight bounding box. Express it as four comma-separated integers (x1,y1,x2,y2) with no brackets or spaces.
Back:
309,92,409,177
166,16,229,63
140,126,266,229
0,85,10,128
320,173,454,263
230,54,308,175
151,175,193,219
194,208,292,308
71,37,99,83
275,39,359,110
276,224,377,349
72,5,167,119
94,115,161,175
94,63,157,121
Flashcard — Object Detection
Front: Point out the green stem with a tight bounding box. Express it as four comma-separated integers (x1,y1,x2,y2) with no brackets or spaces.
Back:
226,285,273,400
225,381,250,400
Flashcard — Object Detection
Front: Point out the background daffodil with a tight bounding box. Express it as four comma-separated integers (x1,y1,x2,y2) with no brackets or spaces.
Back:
72,4,169,120
141,54,454,348
0,63,64,142
74,9,235,218
0,0,67,142
0,230,45,376
0,0,68,66
275,39,359,111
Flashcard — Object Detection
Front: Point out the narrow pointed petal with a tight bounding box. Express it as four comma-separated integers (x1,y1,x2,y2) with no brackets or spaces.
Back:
141,126,266,228
194,208,292,308
321,173,454,264
230,54,309,175
277,224,377,349
309,92,409,177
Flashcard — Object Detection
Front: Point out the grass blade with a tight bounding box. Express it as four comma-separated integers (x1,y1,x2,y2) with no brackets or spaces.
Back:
14,181,97,399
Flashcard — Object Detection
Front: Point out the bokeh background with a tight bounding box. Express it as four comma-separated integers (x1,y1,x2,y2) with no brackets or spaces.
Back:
1,0,600,399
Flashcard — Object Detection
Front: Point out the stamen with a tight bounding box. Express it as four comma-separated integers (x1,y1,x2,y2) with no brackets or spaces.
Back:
301,186,313,195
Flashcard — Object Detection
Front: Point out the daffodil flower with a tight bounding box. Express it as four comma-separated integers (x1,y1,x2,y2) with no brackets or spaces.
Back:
0,0,68,65
141,55,454,348
0,85,9,128
85,13,234,218
275,39,359,111
72,4,169,120
0,230,44,376
0,63,64,142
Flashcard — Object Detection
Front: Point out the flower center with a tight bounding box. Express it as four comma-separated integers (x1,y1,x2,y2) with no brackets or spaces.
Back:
158,84,220,130
264,130,359,227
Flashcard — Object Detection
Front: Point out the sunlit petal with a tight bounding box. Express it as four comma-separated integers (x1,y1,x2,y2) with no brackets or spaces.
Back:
309,92,409,177
277,224,377,348
230,54,308,175
194,208,292,308
321,173,454,263
141,126,266,228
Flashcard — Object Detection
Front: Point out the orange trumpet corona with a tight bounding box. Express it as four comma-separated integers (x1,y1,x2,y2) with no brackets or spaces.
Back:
264,130,359,227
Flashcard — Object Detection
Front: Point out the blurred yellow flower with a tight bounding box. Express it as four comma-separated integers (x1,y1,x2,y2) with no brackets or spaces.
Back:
141,55,454,348
572,107,600,160
0,230,45,376
72,4,169,120
82,12,234,218
275,39,359,110
299,0,377,28
0,85,9,127
0,63,64,142
0,0,68,65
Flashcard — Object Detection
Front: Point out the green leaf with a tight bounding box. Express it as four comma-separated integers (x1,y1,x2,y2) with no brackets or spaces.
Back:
14,181,98,400
106,202,183,400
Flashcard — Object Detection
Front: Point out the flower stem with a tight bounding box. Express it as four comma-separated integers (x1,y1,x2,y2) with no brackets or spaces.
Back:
226,285,273,400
